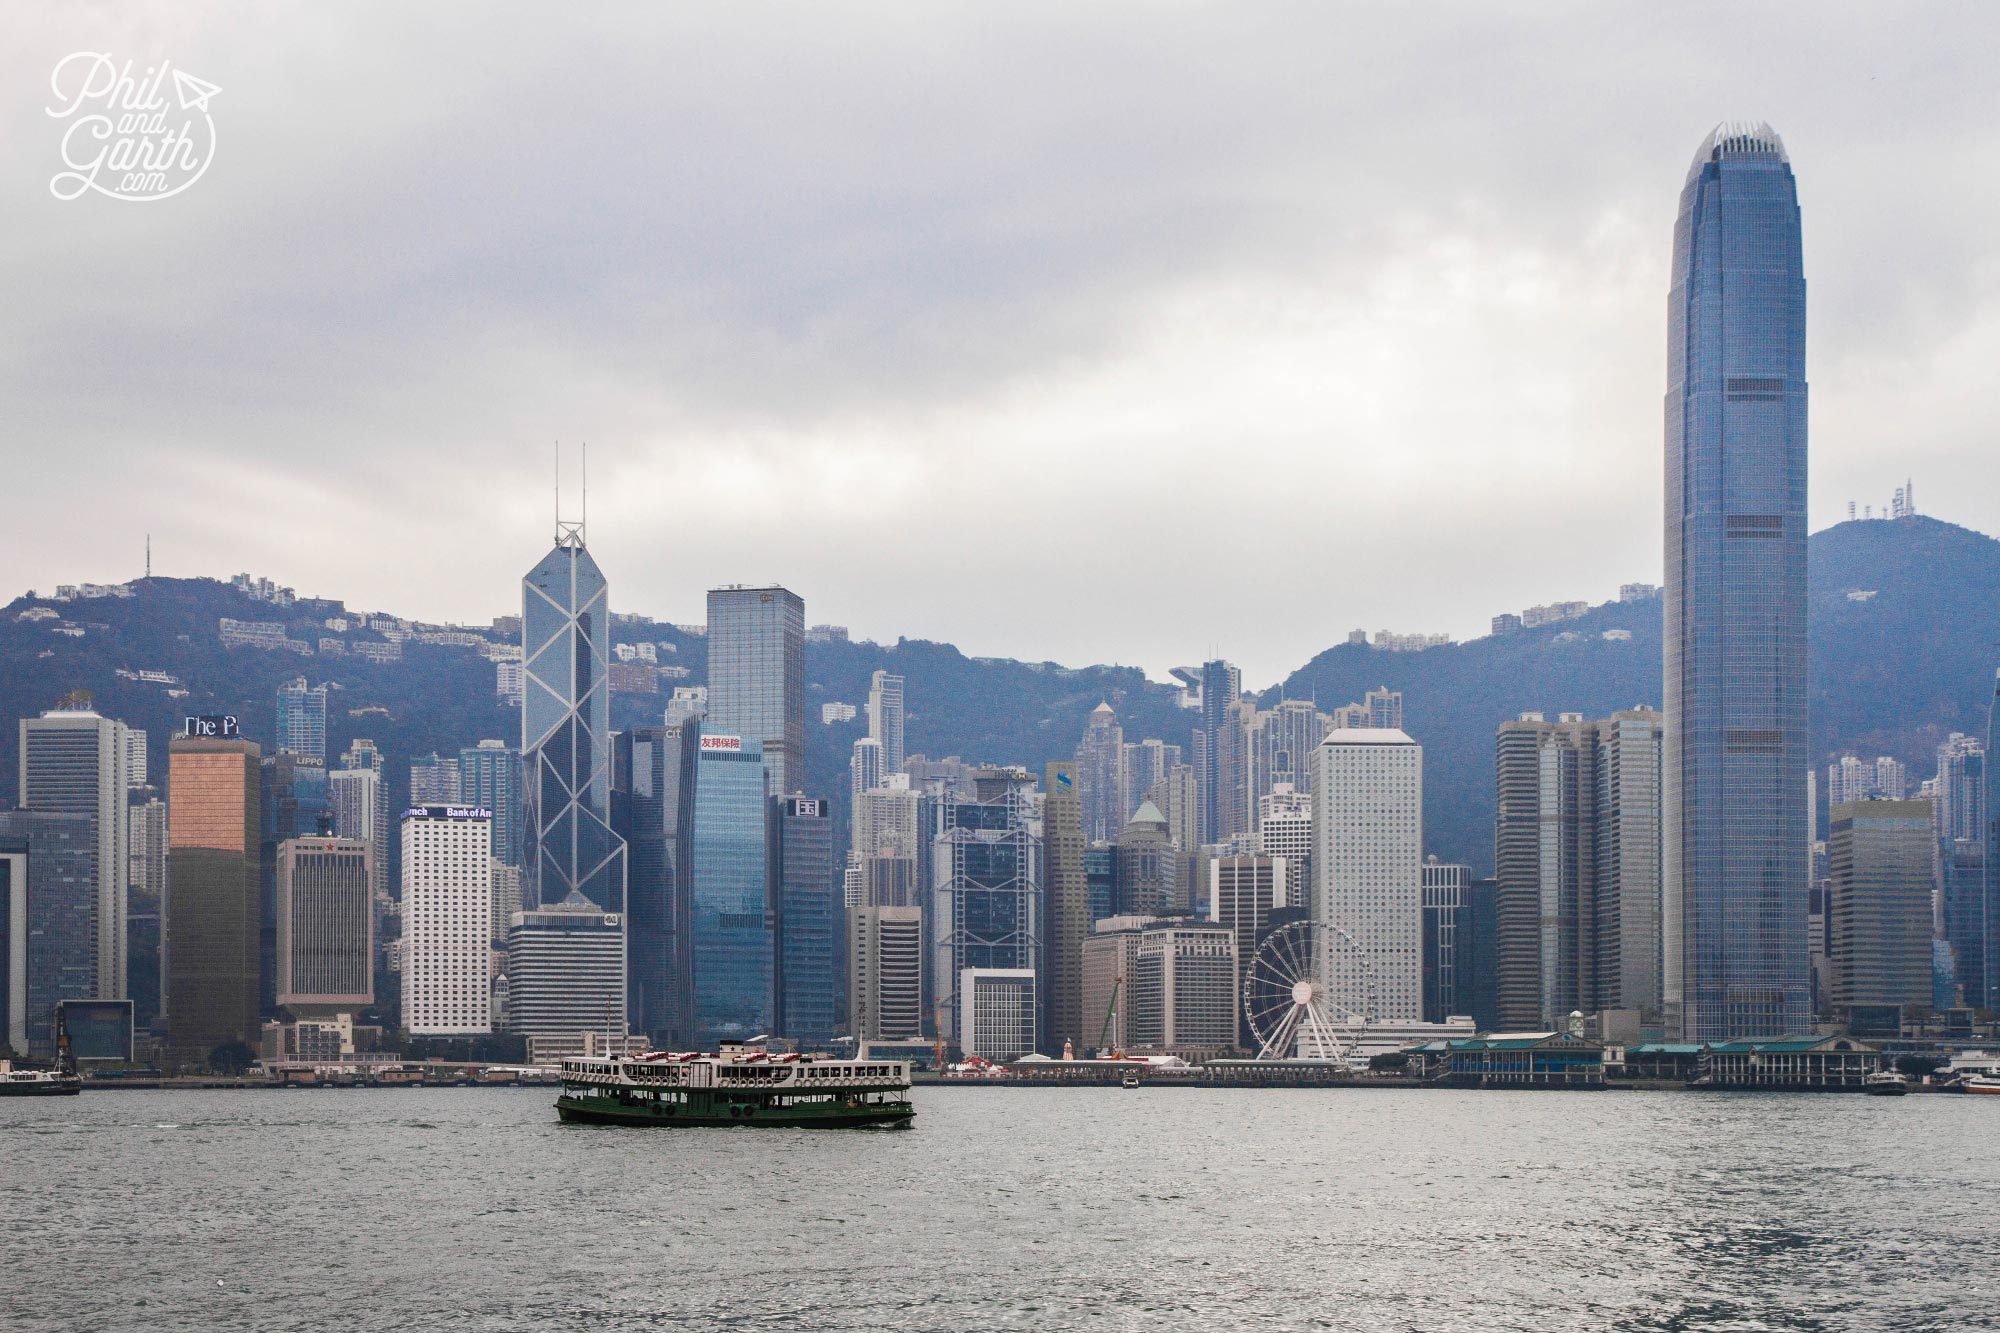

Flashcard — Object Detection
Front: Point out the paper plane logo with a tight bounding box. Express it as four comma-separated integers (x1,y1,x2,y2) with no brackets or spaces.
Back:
47,53,220,202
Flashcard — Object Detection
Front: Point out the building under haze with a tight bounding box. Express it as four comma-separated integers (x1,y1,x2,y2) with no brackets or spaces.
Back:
1664,123,1811,1041
1828,799,1933,1017
458,740,522,867
0,812,94,1054
685,732,772,1041
868,670,905,774
274,677,327,761
705,585,805,798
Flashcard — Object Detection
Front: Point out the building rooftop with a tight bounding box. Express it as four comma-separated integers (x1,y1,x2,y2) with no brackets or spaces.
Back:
1687,121,1789,184
1319,727,1416,746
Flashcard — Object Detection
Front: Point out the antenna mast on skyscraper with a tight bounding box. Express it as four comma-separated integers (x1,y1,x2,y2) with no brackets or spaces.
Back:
554,440,586,549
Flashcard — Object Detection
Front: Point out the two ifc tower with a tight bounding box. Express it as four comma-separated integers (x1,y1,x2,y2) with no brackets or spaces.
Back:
509,122,1816,1046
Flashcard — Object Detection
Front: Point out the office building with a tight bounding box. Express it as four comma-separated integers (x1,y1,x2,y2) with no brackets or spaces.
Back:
958,968,1037,1059
275,837,372,1014
124,728,149,791
1256,786,1312,903
1209,854,1286,1046
274,676,327,760
1494,708,1664,1030
0,812,94,1053
1664,123,1811,1041
400,805,494,1035
505,892,626,1039
1211,698,1259,846
458,740,522,867
20,708,131,1000
849,905,922,1042
329,756,389,910
1829,800,1933,1014
260,750,330,1012
685,733,772,1041
491,862,523,946
932,770,1041,1045
613,724,691,1044
867,670,905,773
664,685,708,727
1114,800,1176,917
1311,728,1422,1021
409,753,461,806
1042,761,1089,1056
166,732,262,1061
1258,699,1330,803
705,585,805,797
1421,861,1471,1023
1076,703,1126,843
1148,763,1202,903
1196,659,1242,844
1082,915,1238,1057
522,523,627,912
772,795,835,1045
849,737,884,859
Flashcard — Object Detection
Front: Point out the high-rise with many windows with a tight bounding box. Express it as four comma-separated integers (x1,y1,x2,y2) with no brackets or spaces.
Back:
867,670,905,773
400,806,494,1035
276,837,373,1014
166,732,262,1061
1311,729,1422,1021
706,585,805,798
1664,123,1810,1040
274,676,327,761
771,795,835,1045
19,709,131,1001
685,732,772,1041
458,740,522,867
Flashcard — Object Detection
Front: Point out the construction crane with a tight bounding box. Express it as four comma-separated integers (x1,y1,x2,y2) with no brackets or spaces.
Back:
1096,975,1122,1059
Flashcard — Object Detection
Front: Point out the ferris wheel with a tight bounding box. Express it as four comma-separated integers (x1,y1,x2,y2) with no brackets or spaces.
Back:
1242,919,1376,1062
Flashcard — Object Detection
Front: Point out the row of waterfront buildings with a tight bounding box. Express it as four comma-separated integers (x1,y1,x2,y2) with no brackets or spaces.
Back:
4,123,1998,1072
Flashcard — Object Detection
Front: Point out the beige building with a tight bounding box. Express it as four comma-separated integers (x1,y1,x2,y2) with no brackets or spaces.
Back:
276,836,373,1014
1829,799,1933,1012
849,905,923,1042
1082,915,1239,1058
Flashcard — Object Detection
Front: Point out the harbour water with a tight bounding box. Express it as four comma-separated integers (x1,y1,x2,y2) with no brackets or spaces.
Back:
5,1086,1997,1331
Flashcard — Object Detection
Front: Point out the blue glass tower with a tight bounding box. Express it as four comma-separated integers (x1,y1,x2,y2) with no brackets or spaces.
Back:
685,732,772,1040
1663,123,1810,1041
771,795,835,1045
522,525,627,915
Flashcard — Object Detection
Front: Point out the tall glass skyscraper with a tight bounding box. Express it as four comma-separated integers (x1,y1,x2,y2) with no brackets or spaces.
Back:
522,528,627,914
1663,123,1810,1041
705,585,805,797
685,732,772,1041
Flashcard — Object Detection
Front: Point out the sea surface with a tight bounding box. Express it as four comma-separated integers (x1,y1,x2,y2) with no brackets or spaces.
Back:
4,1085,1996,1331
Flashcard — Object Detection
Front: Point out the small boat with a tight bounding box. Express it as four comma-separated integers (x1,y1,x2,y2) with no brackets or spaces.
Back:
1862,1070,1908,1096
1959,1074,2000,1096
1121,1073,1142,1089
0,1061,83,1097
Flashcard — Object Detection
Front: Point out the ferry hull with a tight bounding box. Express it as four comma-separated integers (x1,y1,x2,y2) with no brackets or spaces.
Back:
0,1076,82,1097
555,1091,913,1129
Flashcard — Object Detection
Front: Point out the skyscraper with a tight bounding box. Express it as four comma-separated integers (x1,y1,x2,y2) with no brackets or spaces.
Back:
1664,122,1810,1041
1828,800,1933,1015
867,670,905,773
1042,761,1088,1056
260,751,330,1013
274,676,327,760
166,731,262,1063
505,893,626,1041
685,732,772,1040
706,585,805,798
1196,659,1242,844
400,806,494,1036
1075,703,1126,843
523,527,626,913
932,770,1041,1046
458,740,522,867
20,708,131,1001
0,812,94,1053
330,745,389,911
613,723,692,1044
771,795,835,1045
275,837,373,1015
1311,728,1422,1021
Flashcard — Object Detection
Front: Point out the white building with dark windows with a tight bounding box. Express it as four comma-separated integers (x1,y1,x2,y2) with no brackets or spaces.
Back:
276,836,373,1014
505,893,627,1039
1311,729,1423,1021
959,968,1036,1060
400,806,494,1035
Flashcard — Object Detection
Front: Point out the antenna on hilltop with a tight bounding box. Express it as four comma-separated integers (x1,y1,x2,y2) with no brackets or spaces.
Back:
145,533,151,579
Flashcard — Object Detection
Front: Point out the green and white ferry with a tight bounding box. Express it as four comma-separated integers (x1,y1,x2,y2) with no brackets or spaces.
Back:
555,1043,914,1129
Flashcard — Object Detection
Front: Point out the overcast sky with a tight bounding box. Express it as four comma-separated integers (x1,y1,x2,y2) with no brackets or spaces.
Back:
3,5,1995,685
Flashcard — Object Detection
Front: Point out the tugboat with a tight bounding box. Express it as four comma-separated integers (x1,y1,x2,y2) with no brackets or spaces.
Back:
0,1060,83,1097
555,1042,914,1128
1862,1069,1909,1096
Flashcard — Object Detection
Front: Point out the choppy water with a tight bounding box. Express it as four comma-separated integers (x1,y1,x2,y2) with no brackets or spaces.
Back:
4,1086,1997,1331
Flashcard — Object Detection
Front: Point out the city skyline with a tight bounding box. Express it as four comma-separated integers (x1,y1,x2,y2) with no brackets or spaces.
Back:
6,10,1998,683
